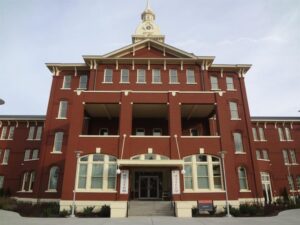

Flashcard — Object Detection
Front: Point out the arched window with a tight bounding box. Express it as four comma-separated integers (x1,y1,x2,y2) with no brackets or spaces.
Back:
183,154,223,191
77,154,117,191
238,167,248,190
48,166,59,190
131,154,169,160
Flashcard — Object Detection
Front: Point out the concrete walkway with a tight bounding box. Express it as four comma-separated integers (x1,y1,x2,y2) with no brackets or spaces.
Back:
1,209,300,225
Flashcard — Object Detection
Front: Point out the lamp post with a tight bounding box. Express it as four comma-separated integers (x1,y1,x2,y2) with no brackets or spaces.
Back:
71,151,83,217
219,150,231,217
0,99,4,105
287,164,296,204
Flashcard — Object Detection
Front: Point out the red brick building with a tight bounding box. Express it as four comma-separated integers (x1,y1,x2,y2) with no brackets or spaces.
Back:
0,3,299,217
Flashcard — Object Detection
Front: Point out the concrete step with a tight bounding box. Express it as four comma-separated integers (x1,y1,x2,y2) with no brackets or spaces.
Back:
128,201,174,216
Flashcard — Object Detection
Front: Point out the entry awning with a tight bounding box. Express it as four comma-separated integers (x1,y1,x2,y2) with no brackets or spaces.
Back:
117,159,184,167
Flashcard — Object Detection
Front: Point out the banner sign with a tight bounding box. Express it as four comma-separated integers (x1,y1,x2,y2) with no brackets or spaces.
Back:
172,170,180,194
197,200,213,212
120,170,129,194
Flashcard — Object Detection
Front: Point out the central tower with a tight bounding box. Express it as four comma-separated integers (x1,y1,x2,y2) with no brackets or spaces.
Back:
132,0,165,43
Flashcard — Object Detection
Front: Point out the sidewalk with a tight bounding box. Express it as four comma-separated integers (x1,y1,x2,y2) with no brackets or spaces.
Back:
1,209,300,225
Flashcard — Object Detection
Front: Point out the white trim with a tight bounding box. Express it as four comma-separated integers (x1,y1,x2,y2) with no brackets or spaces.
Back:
75,190,117,193
45,189,57,193
130,135,170,138
50,151,63,154
235,152,247,155
231,118,242,121
181,136,220,139
239,189,252,193
183,190,225,193
79,135,120,138
55,117,67,120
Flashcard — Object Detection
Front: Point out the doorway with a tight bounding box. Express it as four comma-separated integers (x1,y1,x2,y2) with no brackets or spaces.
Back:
139,176,159,199
261,172,273,204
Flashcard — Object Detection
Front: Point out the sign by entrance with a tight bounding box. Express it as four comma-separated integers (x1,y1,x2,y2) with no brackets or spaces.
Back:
171,170,180,194
197,200,214,212
120,170,129,194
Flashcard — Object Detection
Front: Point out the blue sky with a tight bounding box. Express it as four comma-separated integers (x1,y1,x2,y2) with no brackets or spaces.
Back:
0,0,299,116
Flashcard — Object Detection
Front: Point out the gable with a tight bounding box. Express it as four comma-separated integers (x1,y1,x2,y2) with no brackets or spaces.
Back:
121,46,177,58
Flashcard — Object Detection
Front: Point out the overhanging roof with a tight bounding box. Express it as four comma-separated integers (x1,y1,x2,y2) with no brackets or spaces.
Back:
0,115,45,121
251,117,300,122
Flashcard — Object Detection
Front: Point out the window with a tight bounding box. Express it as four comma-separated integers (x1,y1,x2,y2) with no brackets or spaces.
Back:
190,129,199,136
0,126,7,139
53,132,64,152
29,171,35,191
183,154,223,191
35,126,43,140
7,126,15,140
256,150,261,160
288,176,295,190
278,127,285,141
210,76,219,90
226,77,234,90
296,176,300,190
99,128,108,136
24,149,31,161
137,69,146,83
21,172,29,191
186,69,195,84
258,127,266,141
282,149,289,164
120,69,129,83
135,128,145,136
79,75,88,89
2,149,10,164
104,69,113,83
58,100,68,118
152,69,161,83
28,126,35,140
48,166,59,190
289,150,297,164
62,75,72,89
32,149,39,160
238,167,248,190
0,176,4,189
262,150,269,160
252,127,258,141
233,132,244,153
285,127,292,141
229,102,239,119
169,69,178,84
77,154,117,191
153,128,162,136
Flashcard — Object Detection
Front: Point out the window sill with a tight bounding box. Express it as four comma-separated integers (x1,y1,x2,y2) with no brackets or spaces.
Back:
240,189,251,193
257,159,270,162
181,136,221,139
152,82,162,84
45,190,57,193
26,139,41,141
0,163,8,166
77,88,87,90
17,190,33,193
231,118,242,121
60,88,71,90
56,117,67,120
102,82,113,84
136,82,146,84
50,151,62,154
186,82,197,85
130,135,170,138
119,82,130,84
0,139,13,141
211,88,221,91
75,190,117,193
24,158,39,162
183,190,225,193
235,152,246,155
169,82,180,85
79,135,120,138
285,163,299,166
227,89,237,91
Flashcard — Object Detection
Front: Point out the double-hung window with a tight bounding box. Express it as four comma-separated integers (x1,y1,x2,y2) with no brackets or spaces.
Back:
285,128,292,141
210,76,219,90
137,69,146,83
58,100,68,119
0,126,7,140
282,149,289,164
2,149,10,164
79,75,88,89
278,127,285,141
229,102,239,119
120,69,129,83
152,69,161,83
104,69,113,83
24,149,31,161
252,127,258,141
169,69,178,84
53,132,64,152
62,75,72,89
226,77,234,90
28,126,35,140
186,69,195,84
258,127,266,141
35,126,43,140
233,132,244,153
7,126,15,140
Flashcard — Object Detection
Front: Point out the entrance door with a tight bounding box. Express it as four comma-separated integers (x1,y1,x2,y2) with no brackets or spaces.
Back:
261,172,272,204
139,176,159,199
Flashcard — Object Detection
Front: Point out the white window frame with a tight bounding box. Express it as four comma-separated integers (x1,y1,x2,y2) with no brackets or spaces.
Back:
238,167,249,190
35,126,43,140
53,132,64,153
210,76,219,90
28,126,35,140
78,75,88,89
152,69,161,84
226,77,234,90
137,69,146,83
233,132,244,153
28,171,35,191
183,154,223,192
2,149,10,164
0,126,7,140
32,149,39,160
186,69,196,84
103,69,113,83
258,127,266,141
289,149,297,164
169,69,178,84
278,127,285,141
76,154,117,192
262,149,269,160
24,149,31,161
120,69,130,83
288,176,295,190
21,172,29,191
7,126,15,140
62,75,72,89
285,127,292,141
252,127,258,141
229,102,239,119
57,100,68,119
48,166,60,191
256,150,261,160
282,149,289,164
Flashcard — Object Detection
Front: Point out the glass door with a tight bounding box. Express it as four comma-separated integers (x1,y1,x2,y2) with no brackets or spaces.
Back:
261,172,273,204
139,176,159,199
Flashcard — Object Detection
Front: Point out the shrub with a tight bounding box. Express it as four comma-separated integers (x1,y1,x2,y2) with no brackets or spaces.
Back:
0,197,17,211
17,202,60,217
98,205,110,217
59,209,71,217
77,206,96,217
